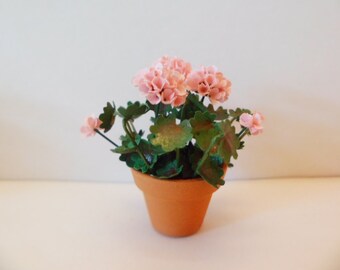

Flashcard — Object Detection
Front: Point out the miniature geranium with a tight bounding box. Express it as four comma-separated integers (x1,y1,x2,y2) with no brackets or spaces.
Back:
133,56,191,107
80,116,102,137
240,112,264,135
186,66,231,104
83,56,263,187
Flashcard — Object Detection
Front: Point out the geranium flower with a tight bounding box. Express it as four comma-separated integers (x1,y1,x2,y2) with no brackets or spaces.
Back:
158,56,192,77
186,66,231,104
80,116,102,137
133,56,191,107
239,112,264,135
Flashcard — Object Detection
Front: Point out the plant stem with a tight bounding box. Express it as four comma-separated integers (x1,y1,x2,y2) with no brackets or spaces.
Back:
239,130,250,140
123,120,150,167
126,122,133,137
176,148,180,164
237,127,249,140
95,129,118,147
195,134,223,175
129,120,137,134
155,103,160,118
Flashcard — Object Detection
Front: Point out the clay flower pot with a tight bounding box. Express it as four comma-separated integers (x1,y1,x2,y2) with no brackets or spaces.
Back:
131,169,218,237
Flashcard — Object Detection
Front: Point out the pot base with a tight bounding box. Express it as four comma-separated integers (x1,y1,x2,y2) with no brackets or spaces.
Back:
131,169,218,237
144,193,213,237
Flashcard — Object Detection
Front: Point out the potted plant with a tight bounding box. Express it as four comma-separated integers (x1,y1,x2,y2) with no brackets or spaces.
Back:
81,56,264,237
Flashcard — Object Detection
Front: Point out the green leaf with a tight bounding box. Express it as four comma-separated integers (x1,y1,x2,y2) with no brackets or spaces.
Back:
150,115,193,152
155,159,183,178
146,101,173,119
187,144,204,177
207,104,229,120
190,111,222,151
229,108,251,119
119,130,143,149
119,152,149,173
111,146,135,154
99,102,116,132
118,140,160,174
151,151,175,175
238,141,245,150
216,120,240,163
197,155,225,187
117,101,149,121
181,93,207,120
138,139,163,166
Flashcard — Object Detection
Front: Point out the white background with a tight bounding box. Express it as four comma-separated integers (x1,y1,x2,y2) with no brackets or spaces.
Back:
0,0,339,182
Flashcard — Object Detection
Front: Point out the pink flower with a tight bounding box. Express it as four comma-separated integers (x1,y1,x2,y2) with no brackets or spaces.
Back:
132,56,192,107
239,112,264,135
80,116,102,137
146,92,161,105
186,66,232,104
159,56,192,76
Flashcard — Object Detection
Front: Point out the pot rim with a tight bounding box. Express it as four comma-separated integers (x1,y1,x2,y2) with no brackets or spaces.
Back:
131,169,219,200
131,168,205,182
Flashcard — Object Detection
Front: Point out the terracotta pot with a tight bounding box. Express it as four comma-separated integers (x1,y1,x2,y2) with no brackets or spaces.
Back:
131,169,219,237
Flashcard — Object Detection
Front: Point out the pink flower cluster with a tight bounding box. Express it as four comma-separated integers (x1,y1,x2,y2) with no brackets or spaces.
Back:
240,112,264,135
133,56,192,107
186,66,232,104
80,116,102,137
133,56,232,106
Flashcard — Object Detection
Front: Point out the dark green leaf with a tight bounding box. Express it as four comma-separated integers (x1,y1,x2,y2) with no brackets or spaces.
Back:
146,101,173,119
117,137,162,171
229,108,251,119
111,146,135,154
120,130,143,148
151,151,175,176
99,102,116,132
138,139,163,166
188,144,204,177
216,120,240,164
197,155,225,187
207,104,229,120
117,101,149,121
119,152,148,173
155,159,183,178
190,111,222,151
181,93,207,120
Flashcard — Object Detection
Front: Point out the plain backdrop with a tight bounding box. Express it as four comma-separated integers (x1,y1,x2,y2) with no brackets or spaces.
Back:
0,0,339,182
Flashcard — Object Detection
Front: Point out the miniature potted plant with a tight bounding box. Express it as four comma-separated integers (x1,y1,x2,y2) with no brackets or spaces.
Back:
81,56,264,237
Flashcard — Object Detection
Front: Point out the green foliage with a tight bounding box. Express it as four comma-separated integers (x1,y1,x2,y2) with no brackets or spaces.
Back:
229,108,251,120
112,131,143,154
119,152,149,173
197,155,225,187
190,111,221,151
118,139,161,173
187,144,204,178
117,101,149,121
99,102,116,132
207,104,229,120
146,101,173,120
181,93,206,120
215,121,240,163
95,90,256,186
150,115,193,152
155,160,183,178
